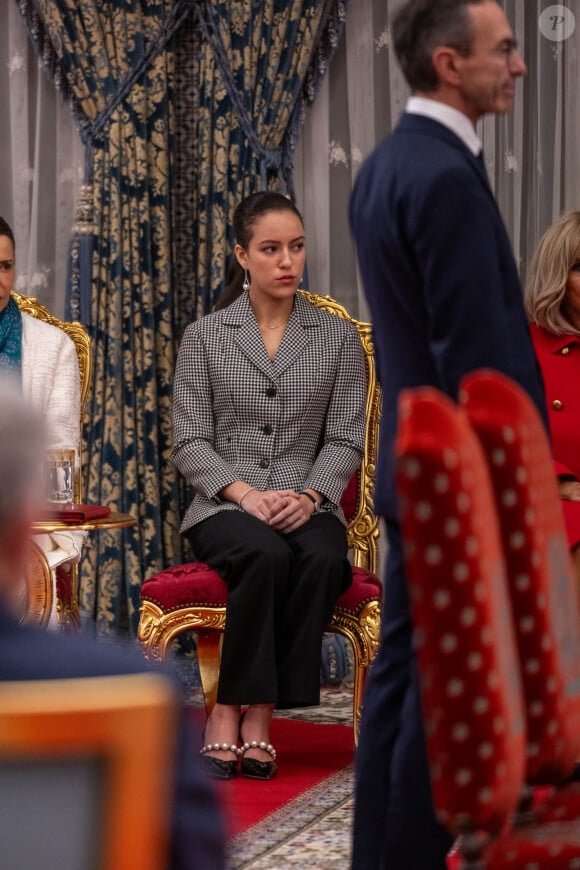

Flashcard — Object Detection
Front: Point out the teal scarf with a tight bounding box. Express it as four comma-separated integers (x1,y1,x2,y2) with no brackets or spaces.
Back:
0,296,22,374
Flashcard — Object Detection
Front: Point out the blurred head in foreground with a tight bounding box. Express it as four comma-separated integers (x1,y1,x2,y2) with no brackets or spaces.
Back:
0,378,45,599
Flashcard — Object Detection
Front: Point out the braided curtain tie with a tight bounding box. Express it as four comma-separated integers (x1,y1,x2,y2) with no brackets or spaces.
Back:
195,1,291,193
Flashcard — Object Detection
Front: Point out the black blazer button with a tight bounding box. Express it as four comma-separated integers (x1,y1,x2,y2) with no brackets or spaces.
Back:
265,387,277,397
262,425,273,435
259,459,270,469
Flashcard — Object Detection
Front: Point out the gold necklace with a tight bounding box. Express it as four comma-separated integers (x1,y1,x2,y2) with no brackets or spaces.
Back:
258,321,286,330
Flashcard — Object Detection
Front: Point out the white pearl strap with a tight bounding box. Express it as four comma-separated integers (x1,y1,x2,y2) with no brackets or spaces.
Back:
240,740,277,761
200,742,241,756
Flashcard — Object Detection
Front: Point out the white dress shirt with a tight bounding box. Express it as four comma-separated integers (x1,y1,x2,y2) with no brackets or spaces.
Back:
406,96,482,156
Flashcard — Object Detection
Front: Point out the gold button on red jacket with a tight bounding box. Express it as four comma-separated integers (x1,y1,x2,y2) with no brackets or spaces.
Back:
530,323,580,548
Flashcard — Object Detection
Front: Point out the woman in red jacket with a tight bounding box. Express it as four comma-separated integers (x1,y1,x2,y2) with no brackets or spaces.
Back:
525,210,580,581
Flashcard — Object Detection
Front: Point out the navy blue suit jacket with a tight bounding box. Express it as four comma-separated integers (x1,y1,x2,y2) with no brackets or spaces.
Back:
350,112,547,518
0,608,225,870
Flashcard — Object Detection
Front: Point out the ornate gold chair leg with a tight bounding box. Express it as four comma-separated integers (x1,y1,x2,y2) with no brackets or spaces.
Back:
197,631,222,716
57,563,82,633
351,647,366,748
22,542,54,630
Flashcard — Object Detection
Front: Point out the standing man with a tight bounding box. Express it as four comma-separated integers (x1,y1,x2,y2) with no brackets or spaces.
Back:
349,2,546,868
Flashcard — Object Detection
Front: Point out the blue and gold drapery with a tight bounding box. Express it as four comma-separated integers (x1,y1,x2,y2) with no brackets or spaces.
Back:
19,0,189,635
18,0,348,636
173,0,348,325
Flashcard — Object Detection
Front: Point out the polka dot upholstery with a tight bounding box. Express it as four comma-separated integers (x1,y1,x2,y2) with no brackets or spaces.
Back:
397,386,580,868
484,819,580,868
461,370,580,785
536,783,580,825
396,388,526,836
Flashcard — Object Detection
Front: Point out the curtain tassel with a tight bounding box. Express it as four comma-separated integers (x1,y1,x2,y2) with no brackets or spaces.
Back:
72,183,96,236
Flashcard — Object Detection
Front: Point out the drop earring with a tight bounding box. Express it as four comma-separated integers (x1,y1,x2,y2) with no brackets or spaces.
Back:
242,270,250,292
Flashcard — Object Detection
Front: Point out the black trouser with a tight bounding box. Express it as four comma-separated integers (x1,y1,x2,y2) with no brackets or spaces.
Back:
186,510,351,708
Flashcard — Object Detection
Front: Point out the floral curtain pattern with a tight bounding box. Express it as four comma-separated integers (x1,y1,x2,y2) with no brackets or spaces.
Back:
173,0,349,325
18,0,189,636
16,0,347,636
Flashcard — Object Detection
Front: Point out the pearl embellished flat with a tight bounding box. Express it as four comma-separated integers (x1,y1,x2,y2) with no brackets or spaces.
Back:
200,737,240,780
239,740,277,781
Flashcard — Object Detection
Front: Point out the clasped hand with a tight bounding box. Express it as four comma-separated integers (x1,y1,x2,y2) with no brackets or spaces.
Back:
241,488,314,533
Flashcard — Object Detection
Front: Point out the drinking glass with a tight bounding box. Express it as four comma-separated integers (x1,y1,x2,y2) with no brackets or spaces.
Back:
46,449,76,504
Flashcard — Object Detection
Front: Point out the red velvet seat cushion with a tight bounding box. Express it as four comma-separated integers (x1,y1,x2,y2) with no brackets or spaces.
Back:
461,369,580,784
141,562,381,614
396,388,526,836
336,566,381,611
341,472,359,523
141,469,379,614
141,563,227,610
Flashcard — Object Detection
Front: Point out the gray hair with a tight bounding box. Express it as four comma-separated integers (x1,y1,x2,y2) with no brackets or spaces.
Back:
0,378,46,538
392,0,487,92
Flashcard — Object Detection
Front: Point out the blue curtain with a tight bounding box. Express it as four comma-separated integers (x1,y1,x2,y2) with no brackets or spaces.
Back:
173,0,349,325
18,0,348,636
19,0,190,636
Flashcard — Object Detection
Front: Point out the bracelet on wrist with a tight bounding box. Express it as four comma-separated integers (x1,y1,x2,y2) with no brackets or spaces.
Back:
238,486,256,509
299,491,320,513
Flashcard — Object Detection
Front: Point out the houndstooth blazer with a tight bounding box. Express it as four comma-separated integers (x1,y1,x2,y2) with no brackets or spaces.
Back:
172,291,366,533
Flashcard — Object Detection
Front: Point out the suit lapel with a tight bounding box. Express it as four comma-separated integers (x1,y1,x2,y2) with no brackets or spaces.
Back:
398,113,494,200
223,294,275,380
223,292,319,379
274,294,319,377
235,317,276,379
273,312,309,377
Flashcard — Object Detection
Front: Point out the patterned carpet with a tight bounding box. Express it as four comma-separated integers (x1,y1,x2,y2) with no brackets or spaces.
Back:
174,635,354,870
172,637,356,869
229,688,355,870
227,763,354,869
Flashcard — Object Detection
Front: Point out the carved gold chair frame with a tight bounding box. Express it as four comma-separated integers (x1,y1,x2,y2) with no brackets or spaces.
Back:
139,290,382,741
14,292,92,630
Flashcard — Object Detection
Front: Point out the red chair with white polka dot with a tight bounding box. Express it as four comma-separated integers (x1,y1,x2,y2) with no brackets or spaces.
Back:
396,387,580,868
461,369,580,827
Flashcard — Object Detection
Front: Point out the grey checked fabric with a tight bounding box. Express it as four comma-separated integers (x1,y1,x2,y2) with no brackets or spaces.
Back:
172,292,366,532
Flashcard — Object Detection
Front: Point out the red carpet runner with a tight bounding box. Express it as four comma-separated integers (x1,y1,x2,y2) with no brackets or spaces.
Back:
213,718,354,837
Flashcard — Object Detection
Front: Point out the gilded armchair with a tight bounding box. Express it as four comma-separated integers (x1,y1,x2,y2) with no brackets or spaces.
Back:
138,290,382,743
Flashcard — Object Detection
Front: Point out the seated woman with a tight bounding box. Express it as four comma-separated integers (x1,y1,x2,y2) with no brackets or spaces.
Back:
0,217,84,625
172,191,366,780
525,210,580,581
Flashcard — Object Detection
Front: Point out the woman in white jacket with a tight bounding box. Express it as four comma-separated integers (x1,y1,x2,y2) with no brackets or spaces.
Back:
0,216,84,625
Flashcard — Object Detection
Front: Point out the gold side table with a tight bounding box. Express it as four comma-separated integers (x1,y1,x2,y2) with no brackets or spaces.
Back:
31,512,136,631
